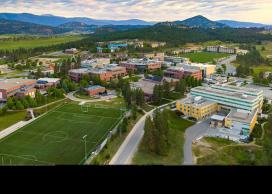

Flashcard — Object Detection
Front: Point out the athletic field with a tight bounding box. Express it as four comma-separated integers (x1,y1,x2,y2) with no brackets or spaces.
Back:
0,103,124,165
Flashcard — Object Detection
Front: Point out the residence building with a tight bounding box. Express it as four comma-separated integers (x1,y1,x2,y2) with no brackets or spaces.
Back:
0,78,36,101
120,58,162,73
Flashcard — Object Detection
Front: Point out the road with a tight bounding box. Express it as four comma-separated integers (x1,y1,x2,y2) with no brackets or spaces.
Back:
183,120,210,165
66,91,117,102
110,101,176,165
217,55,237,75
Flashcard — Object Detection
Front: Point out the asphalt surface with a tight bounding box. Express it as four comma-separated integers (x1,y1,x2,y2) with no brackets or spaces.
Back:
110,102,176,165
217,55,237,75
183,120,210,165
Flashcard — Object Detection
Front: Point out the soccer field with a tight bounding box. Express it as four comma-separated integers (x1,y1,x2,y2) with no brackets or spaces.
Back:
0,103,124,165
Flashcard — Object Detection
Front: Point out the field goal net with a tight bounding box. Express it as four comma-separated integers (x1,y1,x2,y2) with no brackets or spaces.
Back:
81,104,91,113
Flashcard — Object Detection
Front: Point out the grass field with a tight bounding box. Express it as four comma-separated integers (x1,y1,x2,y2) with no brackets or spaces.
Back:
0,111,27,131
0,103,124,165
252,65,272,76
0,35,84,50
133,110,194,165
256,41,272,58
181,52,229,63
194,137,264,165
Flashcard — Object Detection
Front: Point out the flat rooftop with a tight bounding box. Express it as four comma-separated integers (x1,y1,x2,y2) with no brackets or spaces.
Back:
179,97,217,108
191,86,258,101
0,78,36,90
226,108,258,124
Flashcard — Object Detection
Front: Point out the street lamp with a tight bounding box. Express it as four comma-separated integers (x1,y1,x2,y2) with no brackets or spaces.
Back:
82,135,87,161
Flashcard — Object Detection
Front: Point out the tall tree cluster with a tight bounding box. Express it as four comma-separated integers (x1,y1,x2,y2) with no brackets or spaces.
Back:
141,109,170,156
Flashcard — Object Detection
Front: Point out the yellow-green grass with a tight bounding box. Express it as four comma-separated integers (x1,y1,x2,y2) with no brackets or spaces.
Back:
91,113,144,165
256,41,272,58
196,137,264,165
0,35,84,50
252,65,272,76
0,103,124,165
0,111,27,131
132,110,194,165
181,52,229,63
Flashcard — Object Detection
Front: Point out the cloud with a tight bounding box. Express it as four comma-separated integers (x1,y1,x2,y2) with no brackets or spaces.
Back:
0,0,272,24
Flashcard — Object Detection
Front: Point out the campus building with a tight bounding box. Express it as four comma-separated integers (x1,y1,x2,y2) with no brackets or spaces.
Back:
81,58,111,68
143,52,165,61
176,96,219,120
120,58,162,73
36,78,61,91
191,85,263,112
0,78,36,102
206,46,236,54
85,85,106,96
108,43,128,52
164,66,203,80
177,62,216,78
68,64,127,82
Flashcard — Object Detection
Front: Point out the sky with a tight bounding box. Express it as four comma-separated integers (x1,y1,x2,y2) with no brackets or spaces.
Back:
1,0,272,24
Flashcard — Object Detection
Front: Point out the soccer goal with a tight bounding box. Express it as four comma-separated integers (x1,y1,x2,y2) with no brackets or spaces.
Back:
81,104,90,113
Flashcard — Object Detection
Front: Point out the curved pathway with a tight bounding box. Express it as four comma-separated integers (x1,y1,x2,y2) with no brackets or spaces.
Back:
183,120,210,165
66,91,117,103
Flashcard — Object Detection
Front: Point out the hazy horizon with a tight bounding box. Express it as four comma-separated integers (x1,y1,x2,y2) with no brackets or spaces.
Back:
0,0,272,24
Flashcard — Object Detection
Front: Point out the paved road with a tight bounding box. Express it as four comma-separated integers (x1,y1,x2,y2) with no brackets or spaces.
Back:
110,101,176,165
217,55,237,75
183,120,210,165
66,91,117,102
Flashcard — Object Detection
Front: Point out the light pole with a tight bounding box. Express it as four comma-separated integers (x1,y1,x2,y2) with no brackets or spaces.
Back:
82,135,87,161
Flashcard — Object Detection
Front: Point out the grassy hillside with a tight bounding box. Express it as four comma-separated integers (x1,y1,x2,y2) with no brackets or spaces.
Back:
0,35,85,50
181,52,229,63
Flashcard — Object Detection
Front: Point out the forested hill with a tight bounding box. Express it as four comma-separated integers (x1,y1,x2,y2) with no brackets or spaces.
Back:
90,25,272,45
0,19,69,35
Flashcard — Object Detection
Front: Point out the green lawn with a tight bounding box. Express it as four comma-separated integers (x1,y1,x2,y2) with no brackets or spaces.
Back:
256,42,272,58
252,65,272,76
0,111,27,131
0,103,124,165
195,137,264,165
132,110,194,165
181,52,229,63
0,35,84,50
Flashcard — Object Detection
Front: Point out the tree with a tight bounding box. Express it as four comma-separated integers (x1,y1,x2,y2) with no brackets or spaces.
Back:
15,100,24,110
153,109,170,155
162,81,170,99
131,104,137,120
141,116,156,153
121,117,129,133
7,98,14,109
216,68,223,75
221,64,227,74
153,85,163,105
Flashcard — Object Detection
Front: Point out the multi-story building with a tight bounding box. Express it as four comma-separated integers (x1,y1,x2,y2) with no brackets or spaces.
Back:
146,41,166,48
120,58,162,73
108,43,128,52
206,46,236,54
176,96,219,120
89,64,127,81
0,78,36,102
36,78,61,90
143,52,165,61
164,56,185,64
191,85,263,112
81,58,111,68
68,68,90,82
85,85,106,96
177,62,216,78
164,66,202,80
68,64,127,82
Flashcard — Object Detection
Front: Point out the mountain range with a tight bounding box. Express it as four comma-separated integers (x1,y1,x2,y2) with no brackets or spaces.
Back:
0,13,271,35
0,13,155,27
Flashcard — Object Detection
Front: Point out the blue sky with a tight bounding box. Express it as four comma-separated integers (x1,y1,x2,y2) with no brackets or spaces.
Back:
1,0,272,24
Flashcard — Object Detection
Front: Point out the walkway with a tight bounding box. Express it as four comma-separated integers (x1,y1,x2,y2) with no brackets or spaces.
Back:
110,101,176,165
